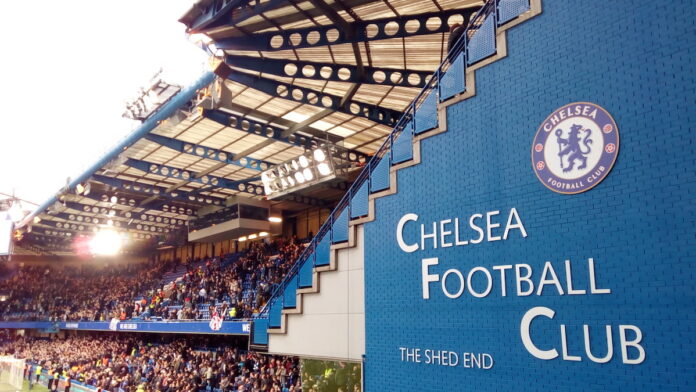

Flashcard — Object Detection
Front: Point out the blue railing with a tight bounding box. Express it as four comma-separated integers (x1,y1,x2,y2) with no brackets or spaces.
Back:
252,0,530,345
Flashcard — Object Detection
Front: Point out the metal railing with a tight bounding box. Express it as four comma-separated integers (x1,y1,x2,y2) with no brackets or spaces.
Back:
256,0,528,321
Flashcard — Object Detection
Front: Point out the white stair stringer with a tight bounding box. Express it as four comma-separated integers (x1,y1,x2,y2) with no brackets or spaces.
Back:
264,0,542,359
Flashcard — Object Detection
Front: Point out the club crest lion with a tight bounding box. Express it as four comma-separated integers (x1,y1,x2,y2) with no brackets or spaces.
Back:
556,124,592,172
532,102,619,194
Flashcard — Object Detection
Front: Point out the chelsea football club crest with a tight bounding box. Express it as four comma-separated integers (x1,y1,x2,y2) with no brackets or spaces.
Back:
532,102,619,194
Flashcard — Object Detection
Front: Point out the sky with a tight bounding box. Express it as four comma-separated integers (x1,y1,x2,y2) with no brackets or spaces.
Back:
0,0,208,209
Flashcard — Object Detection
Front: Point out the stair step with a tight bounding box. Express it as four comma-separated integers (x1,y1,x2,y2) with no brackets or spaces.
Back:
298,255,314,288
268,297,283,328
283,275,298,309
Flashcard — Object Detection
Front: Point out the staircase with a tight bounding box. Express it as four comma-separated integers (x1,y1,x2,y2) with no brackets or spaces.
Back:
250,0,542,351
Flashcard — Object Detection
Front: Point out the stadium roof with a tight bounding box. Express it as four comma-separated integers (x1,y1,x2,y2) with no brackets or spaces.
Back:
17,0,483,255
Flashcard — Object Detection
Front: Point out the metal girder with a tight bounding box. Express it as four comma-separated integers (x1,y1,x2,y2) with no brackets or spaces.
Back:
34,223,92,238
23,233,73,252
183,0,290,33
78,192,196,217
214,101,344,144
184,0,378,36
201,108,371,163
29,229,75,240
225,55,430,89
215,64,401,127
41,214,161,236
64,201,186,225
62,201,183,228
92,174,228,206
183,0,241,33
202,108,315,149
124,158,263,194
144,133,273,171
214,8,477,52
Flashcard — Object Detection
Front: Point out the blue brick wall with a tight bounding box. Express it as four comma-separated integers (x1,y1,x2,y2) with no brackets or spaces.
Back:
363,1,696,390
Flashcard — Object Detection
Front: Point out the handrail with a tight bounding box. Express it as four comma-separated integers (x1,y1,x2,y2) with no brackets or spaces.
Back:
257,0,521,318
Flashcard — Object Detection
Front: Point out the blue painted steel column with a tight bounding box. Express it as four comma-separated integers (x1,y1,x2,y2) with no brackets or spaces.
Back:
21,71,216,227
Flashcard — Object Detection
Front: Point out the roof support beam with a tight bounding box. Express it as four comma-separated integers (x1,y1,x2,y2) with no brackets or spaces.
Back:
62,201,183,228
184,0,377,35
214,63,401,127
43,213,161,235
144,133,273,171
124,158,262,193
225,55,430,88
92,174,227,206
202,108,315,149
76,192,196,218
202,108,370,162
214,8,477,52
212,100,345,144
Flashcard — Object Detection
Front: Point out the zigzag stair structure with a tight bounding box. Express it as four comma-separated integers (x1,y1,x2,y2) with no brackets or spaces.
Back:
250,0,543,352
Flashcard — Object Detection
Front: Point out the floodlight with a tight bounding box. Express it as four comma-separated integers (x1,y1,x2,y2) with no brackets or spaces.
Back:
89,230,122,255
318,163,331,176
259,232,269,237
238,236,247,242
110,196,118,204
261,144,340,198
269,217,282,223
313,148,326,162
248,234,257,240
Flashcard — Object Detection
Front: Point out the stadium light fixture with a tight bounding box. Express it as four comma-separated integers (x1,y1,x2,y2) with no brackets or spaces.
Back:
238,236,247,242
75,182,91,196
248,234,258,240
89,230,122,255
262,143,349,199
268,217,282,223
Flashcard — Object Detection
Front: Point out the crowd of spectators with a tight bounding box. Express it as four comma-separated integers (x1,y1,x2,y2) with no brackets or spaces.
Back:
0,260,174,322
2,334,300,392
142,238,305,321
0,237,307,323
